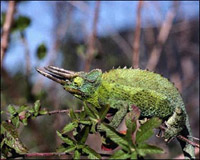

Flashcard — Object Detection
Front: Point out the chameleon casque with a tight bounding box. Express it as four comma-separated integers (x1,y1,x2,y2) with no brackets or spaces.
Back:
37,66,195,159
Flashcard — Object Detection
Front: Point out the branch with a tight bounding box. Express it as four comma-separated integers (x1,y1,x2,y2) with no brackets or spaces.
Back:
23,151,111,158
45,109,82,115
146,2,179,71
1,1,16,66
132,1,144,68
84,1,100,72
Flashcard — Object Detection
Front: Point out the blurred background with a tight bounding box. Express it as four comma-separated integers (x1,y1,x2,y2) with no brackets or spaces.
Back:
1,1,199,159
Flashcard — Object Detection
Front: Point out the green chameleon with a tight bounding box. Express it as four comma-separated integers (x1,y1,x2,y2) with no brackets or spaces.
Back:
37,66,195,159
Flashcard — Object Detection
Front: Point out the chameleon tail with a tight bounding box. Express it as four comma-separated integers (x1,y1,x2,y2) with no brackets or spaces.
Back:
178,117,195,159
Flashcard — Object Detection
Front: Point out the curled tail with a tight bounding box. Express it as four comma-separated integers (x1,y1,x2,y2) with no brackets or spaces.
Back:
178,119,195,159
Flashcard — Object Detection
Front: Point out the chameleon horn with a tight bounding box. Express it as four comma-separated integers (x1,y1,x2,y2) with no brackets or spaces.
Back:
48,66,75,74
36,68,66,85
44,66,76,79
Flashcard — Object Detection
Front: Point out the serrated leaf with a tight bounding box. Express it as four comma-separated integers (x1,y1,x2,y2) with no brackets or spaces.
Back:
56,131,75,146
99,104,110,121
36,43,47,60
136,117,162,143
84,102,97,119
82,146,101,159
99,123,129,151
62,122,78,134
7,105,16,115
110,150,130,159
1,121,28,154
74,150,81,159
137,143,164,156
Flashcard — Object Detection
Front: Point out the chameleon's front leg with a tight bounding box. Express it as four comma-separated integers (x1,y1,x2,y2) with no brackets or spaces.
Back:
108,102,129,128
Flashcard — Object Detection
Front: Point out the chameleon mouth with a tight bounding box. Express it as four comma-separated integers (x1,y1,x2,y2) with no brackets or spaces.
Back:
36,66,78,85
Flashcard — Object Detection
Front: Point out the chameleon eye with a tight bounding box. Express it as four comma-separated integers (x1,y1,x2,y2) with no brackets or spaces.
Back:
73,77,83,87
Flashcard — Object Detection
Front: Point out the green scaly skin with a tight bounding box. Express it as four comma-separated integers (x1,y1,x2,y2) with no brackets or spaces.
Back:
37,66,195,159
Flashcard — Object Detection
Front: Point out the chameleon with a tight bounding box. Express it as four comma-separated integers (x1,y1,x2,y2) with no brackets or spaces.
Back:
36,66,195,159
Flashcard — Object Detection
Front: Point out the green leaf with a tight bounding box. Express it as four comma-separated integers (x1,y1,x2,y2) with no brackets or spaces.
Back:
11,116,20,128
63,146,76,153
137,143,164,157
13,16,31,32
110,150,130,159
18,105,28,113
33,100,41,116
56,131,75,146
79,120,91,125
136,117,162,143
130,152,137,159
7,105,16,115
74,150,81,159
36,43,47,60
62,122,78,134
39,109,48,115
1,121,28,154
99,104,110,121
82,146,101,159
84,102,97,119
69,109,78,120
99,123,129,151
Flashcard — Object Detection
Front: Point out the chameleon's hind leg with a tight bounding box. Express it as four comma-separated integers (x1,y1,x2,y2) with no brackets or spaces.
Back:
164,107,186,141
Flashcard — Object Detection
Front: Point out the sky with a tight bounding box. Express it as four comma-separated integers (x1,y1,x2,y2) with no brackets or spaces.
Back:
1,1,199,76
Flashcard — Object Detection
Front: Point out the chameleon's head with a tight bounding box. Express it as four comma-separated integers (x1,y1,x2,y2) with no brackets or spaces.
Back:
36,66,102,99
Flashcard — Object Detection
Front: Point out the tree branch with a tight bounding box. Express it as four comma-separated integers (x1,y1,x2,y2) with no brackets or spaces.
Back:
132,1,144,68
84,1,100,72
1,1,16,66
146,2,179,71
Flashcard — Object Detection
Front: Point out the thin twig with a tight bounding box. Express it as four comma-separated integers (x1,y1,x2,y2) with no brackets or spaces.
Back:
1,1,16,66
84,1,100,72
23,151,111,158
46,109,82,115
146,2,179,71
132,1,144,68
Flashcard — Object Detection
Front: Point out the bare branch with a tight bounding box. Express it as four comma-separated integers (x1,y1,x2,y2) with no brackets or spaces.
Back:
146,2,179,71
132,1,144,68
1,1,16,66
84,1,100,72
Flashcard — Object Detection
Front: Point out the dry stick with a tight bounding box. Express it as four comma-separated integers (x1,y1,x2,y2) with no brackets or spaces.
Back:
84,1,100,72
1,1,16,66
132,1,143,69
146,2,178,71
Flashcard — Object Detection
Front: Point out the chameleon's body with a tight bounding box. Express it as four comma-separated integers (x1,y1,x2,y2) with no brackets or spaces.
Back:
37,66,195,159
